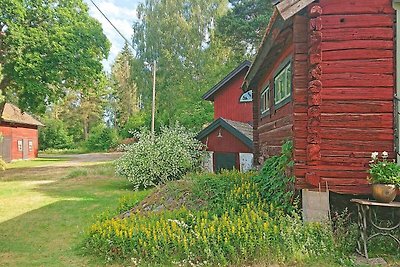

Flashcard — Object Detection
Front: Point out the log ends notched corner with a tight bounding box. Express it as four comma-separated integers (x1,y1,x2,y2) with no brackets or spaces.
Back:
306,4,323,186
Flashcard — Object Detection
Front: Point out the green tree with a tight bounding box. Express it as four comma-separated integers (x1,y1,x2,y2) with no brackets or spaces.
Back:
110,44,140,129
39,118,73,150
216,0,273,57
0,0,110,113
132,0,236,131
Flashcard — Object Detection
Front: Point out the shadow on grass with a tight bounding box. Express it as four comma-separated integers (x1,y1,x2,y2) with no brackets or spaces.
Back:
0,164,150,267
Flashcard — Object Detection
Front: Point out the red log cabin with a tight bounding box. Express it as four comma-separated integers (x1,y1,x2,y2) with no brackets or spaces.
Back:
0,103,44,162
242,0,399,196
198,61,254,172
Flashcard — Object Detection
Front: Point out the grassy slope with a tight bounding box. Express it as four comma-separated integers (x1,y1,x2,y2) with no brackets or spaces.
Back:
0,164,150,267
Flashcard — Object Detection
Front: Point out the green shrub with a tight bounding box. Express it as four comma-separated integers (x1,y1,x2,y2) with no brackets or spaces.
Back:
85,124,119,152
119,113,146,138
39,118,73,150
83,172,339,266
253,140,296,213
115,124,205,190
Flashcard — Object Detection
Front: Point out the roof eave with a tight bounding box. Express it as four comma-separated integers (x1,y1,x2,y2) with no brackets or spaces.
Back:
197,118,253,149
242,0,316,91
203,60,251,101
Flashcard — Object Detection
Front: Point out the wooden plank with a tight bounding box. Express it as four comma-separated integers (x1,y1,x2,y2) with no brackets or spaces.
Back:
322,40,394,52
259,115,293,132
295,113,393,128
320,100,393,113
321,14,394,29
321,59,393,74
277,0,315,20
323,28,394,42
321,87,394,101
322,73,394,88
319,0,394,15
324,49,393,61
320,128,394,141
320,140,393,152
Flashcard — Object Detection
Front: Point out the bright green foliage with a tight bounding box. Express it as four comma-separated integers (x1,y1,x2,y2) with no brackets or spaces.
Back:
39,118,73,150
0,0,110,113
85,124,119,152
216,0,274,57
368,152,400,187
83,172,343,266
119,112,146,139
132,0,237,131
253,140,296,213
115,124,205,189
110,44,140,129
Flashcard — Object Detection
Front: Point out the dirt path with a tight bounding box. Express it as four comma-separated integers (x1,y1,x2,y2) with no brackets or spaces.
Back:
39,152,123,167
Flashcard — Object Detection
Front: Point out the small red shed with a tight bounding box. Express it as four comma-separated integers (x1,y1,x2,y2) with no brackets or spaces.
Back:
198,61,254,172
243,0,398,195
0,103,44,162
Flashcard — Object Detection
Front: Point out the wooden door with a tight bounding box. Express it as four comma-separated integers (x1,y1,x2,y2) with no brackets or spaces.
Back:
0,137,12,162
22,139,29,160
214,152,237,172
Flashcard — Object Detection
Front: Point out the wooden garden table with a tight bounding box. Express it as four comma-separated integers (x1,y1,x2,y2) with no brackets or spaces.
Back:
350,199,400,259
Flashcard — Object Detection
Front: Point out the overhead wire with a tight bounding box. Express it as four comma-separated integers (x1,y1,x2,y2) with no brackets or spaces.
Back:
88,0,135,50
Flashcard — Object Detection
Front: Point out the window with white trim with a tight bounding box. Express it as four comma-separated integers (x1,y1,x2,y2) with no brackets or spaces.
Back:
260,86,270,114
274,62,292,105
239,90,253,102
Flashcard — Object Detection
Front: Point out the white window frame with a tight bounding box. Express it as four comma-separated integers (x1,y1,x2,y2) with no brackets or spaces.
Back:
260,86,270,115
239,90,253,103
274,62,292,105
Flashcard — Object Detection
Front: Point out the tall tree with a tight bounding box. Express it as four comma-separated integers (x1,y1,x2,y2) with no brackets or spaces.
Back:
132,0,236,130
216,0,273,58
0,0,110,112
111,44,140,128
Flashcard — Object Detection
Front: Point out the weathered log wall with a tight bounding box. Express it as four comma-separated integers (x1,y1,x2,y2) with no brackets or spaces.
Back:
294,0,396,194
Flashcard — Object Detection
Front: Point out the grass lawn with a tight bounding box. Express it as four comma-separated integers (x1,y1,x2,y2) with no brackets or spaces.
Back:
0,164,150,267
6,157,71,169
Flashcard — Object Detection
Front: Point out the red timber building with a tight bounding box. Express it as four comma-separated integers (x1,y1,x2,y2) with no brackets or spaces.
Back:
243,0,400,195
198,61,254,172
0,103,44,162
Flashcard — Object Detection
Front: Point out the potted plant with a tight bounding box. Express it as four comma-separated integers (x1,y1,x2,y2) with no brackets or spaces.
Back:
368,151,400,203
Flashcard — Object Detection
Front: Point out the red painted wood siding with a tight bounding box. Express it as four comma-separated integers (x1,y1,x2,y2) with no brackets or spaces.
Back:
292,14,309,192
293,0,396,194
0,122,39,160
201,126,252,154
255,42,294,164
213,69,253,123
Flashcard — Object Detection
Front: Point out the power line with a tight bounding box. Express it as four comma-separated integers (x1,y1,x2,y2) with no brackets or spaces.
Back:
88,0,135,50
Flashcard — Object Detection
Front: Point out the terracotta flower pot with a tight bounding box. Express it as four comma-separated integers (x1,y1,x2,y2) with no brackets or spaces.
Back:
371,184,398,203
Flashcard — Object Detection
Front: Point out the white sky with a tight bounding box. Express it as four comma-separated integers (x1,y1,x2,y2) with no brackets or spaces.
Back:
83,0,142,72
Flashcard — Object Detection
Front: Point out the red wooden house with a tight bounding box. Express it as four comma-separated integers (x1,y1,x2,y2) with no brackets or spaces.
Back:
198,61,254,172
243,0,399,195
0,103,44,162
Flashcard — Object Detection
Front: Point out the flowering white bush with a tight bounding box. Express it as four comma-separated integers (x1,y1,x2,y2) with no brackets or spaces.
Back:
115,124,205,189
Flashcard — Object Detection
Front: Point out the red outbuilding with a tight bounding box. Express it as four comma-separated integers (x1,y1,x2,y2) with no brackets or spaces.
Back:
243,0,399,196
0,103,44,162
198,61,254,172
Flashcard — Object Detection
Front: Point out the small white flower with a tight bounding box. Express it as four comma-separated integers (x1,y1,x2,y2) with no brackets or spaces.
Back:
382,151,388,159
371,152,379,160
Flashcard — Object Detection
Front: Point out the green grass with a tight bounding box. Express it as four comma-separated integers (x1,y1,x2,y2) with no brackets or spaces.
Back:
6,157,71,169
0,163,150,266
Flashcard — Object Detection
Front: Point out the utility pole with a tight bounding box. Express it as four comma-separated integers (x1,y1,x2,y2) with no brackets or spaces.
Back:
151,60,156,141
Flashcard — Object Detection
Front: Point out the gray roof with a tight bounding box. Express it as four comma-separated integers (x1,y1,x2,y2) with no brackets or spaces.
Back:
223,119,253,141
196,118,253,149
